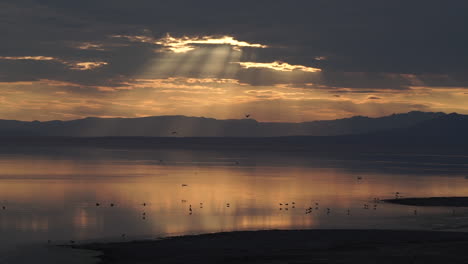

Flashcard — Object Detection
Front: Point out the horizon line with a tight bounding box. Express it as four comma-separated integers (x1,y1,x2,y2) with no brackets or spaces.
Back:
0,110,454,124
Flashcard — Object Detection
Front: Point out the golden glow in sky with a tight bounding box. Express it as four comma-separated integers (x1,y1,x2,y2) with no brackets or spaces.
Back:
69,62,109,71
2,76,468,122
157,35,268,53
0,56,56,61
237,61,322,73
112,33,268,53
0,56,108,71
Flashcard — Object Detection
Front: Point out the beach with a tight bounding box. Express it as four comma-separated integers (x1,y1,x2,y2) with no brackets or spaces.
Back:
78,229,468,264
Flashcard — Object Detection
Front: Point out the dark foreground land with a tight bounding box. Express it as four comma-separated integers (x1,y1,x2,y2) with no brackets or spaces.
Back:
385,197,468,207
79,230,468,264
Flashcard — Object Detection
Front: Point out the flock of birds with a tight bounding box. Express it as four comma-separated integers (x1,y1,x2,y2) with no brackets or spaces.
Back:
1,179,455,245
0,184,422,217
181,197,387,216
302,198,383,216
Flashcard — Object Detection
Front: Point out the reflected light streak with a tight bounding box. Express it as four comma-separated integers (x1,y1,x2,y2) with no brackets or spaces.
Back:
2,154,468,247
2,158,468,231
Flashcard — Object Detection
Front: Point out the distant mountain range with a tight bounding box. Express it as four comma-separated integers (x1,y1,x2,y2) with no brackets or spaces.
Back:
361,112,468,145
0,111,455,137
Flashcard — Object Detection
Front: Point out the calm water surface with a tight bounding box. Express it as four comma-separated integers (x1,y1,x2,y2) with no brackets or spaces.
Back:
1,149,468,254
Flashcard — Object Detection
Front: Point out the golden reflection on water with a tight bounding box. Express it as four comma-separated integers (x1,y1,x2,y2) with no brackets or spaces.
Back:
1,157,468,244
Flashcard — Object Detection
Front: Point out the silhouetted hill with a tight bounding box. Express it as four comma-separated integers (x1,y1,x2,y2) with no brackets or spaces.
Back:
0,111,447,137
361,113,468,145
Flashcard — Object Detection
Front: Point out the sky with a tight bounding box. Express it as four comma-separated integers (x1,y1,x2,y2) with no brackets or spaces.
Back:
1,0,468,122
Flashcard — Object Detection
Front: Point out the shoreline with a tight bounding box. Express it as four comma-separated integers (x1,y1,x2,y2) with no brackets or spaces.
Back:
77,229,468,264
384,197,468,207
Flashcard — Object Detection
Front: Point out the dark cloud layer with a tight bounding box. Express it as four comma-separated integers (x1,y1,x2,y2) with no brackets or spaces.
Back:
2,0,468,87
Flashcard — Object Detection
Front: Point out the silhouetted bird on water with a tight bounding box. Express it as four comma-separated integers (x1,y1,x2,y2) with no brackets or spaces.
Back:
110,203,115,207
357,176,362,180
142,203,146,206
245,114,250,118
171,131,177,135
69,240,75,245
181,184,188,187
226,203,230,208
2,206,5,210
95,203,100,207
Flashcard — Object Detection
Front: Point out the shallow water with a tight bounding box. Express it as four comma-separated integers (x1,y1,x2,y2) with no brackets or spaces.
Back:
1,148,468,254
